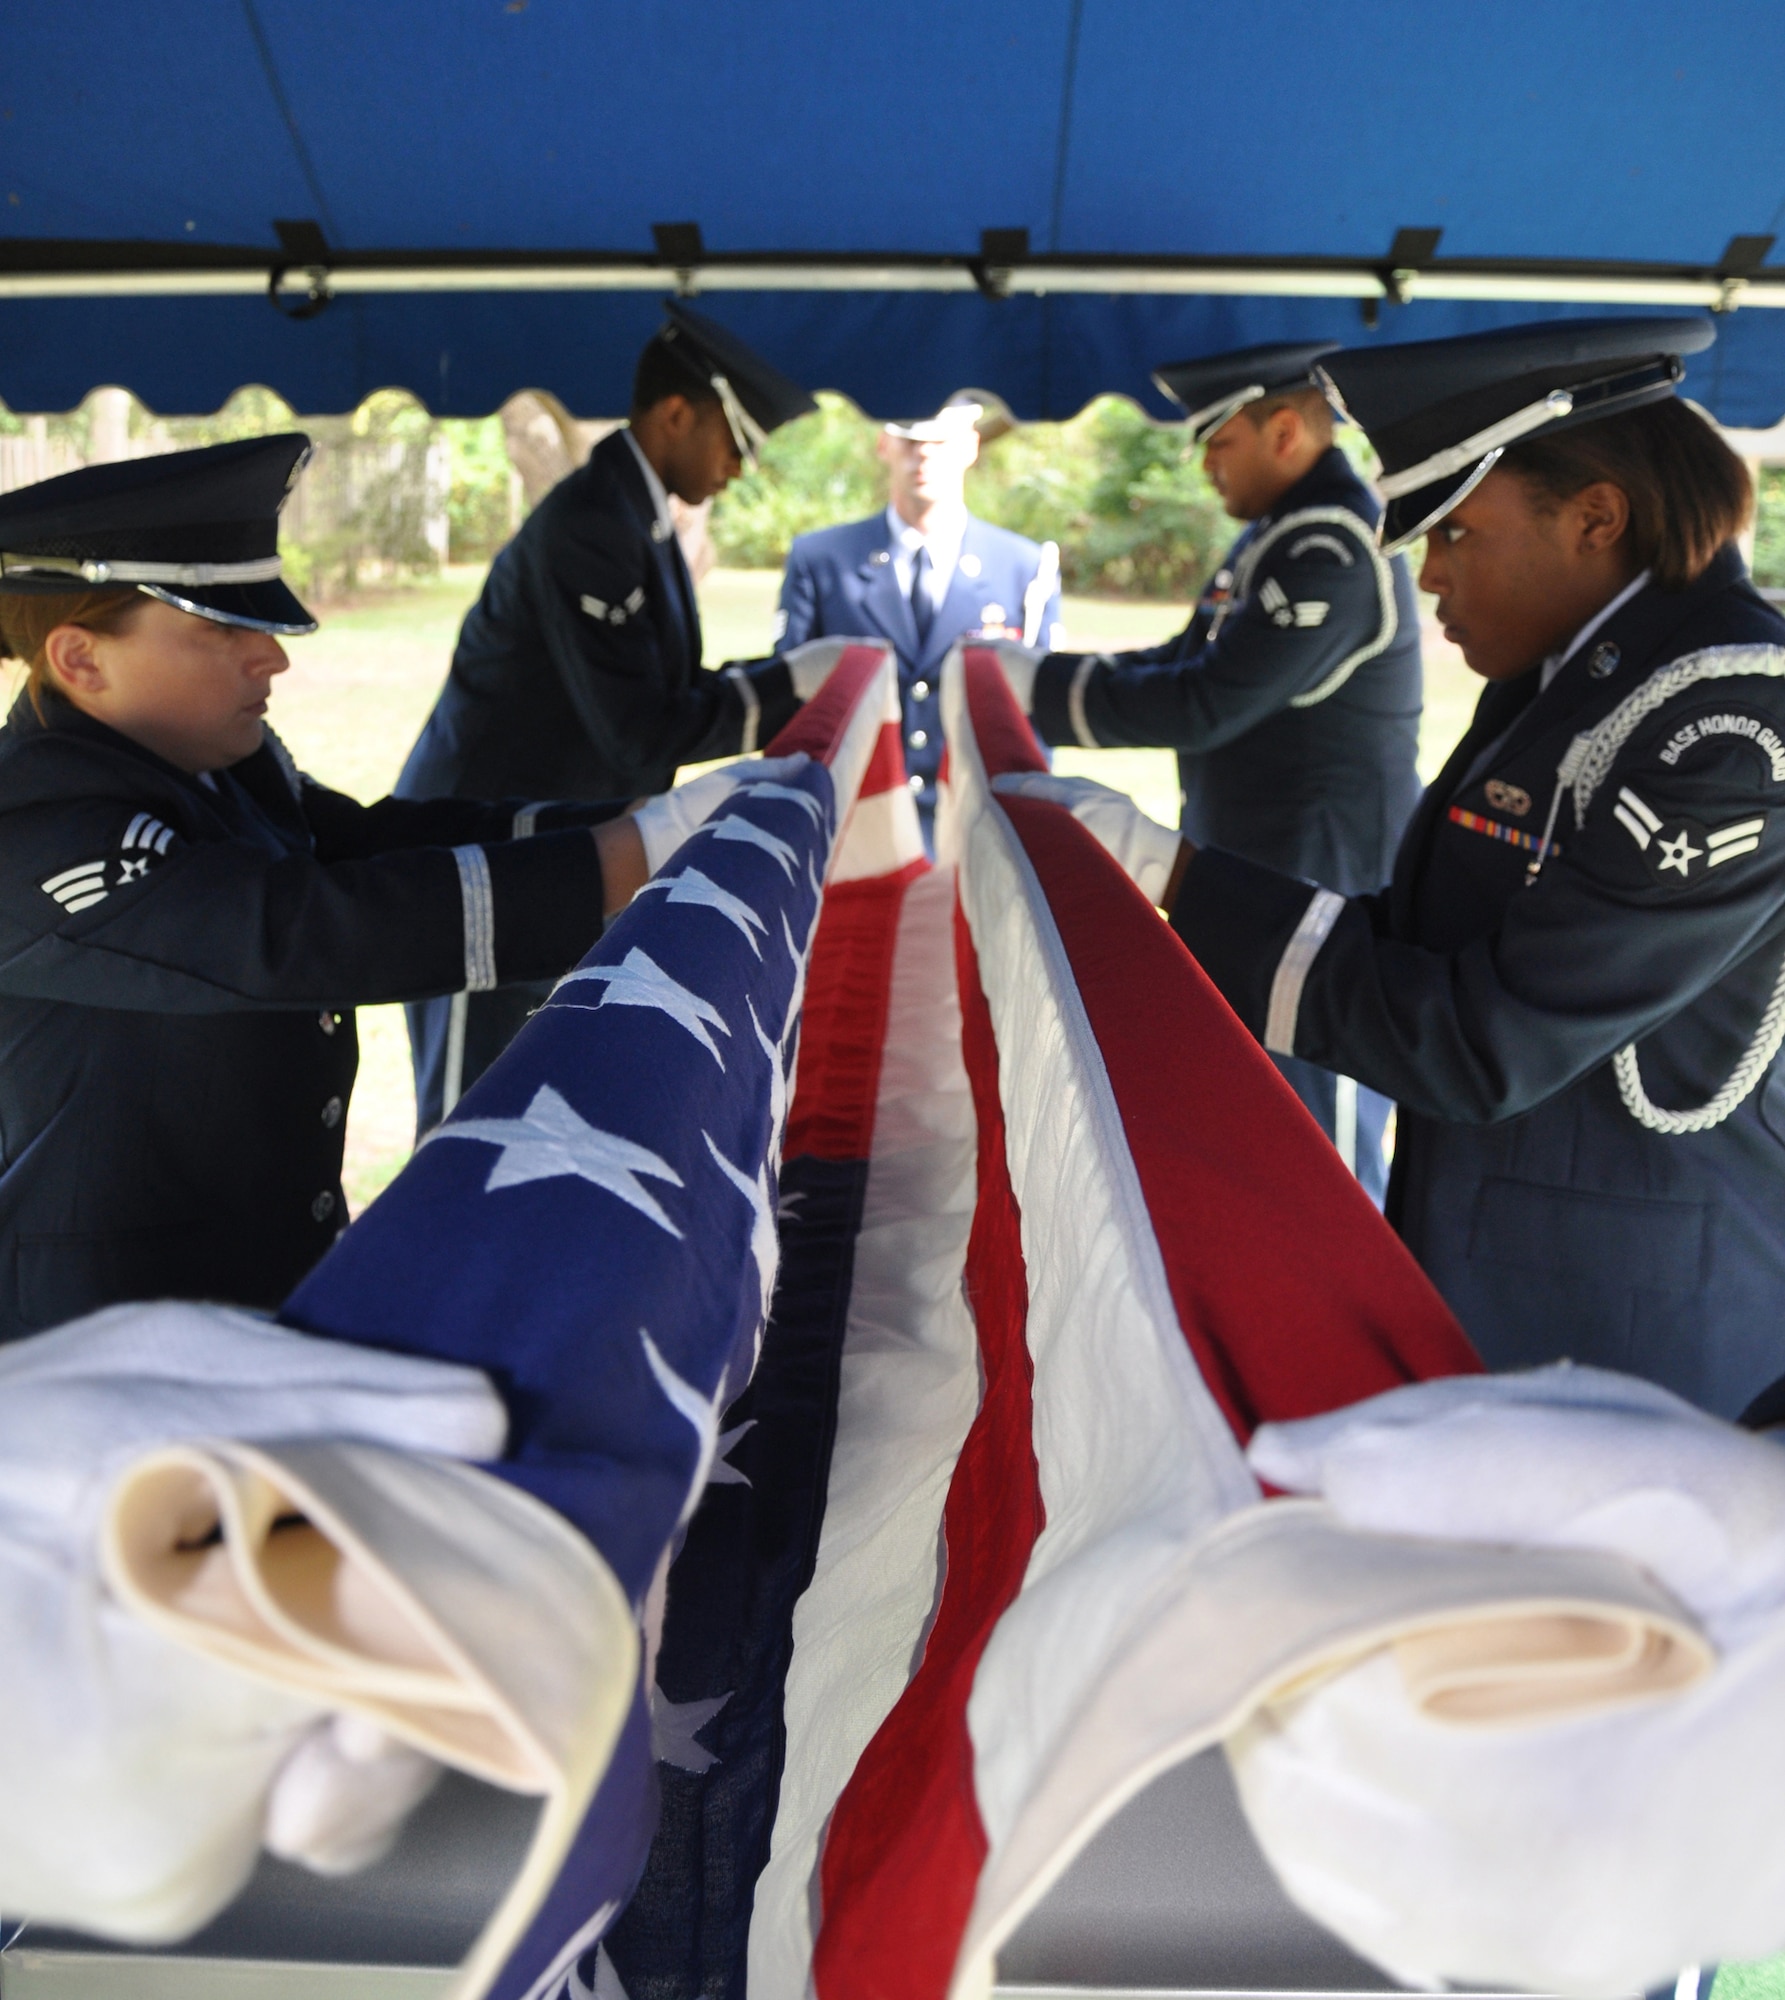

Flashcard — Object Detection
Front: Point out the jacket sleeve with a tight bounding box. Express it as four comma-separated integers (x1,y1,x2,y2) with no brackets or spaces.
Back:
0,792,609,1015
1032,516,1394,752
1170,692,1785,1124
531,504,796,780
776,542,819,650
298,780,630,861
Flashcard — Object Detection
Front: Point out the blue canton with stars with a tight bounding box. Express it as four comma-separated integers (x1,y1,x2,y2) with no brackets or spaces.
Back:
281,759,837,2000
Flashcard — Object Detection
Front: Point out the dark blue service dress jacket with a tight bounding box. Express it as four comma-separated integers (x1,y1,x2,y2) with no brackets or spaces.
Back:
399,428,797,805
0,689,619,1340
1174,547,1785,1418
1031,447,1422,897
777,511,1063,813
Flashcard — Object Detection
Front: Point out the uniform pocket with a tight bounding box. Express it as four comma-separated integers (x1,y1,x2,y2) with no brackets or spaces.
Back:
1467,1178,1707,1292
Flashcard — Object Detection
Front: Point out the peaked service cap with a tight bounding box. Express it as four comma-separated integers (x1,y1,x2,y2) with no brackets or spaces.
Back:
1153,341,1342,445
651,300,817,466
0,434,317,634
1319,315,1717,554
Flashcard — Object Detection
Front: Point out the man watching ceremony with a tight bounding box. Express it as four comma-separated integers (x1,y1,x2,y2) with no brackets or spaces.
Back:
994,344,1424,1202
776,393,1063,843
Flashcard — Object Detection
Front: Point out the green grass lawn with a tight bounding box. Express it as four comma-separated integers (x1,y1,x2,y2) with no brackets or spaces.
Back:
264,564,1485,1212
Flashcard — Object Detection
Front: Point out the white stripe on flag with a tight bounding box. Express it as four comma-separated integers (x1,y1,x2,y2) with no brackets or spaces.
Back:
748,865,980,1998
830,783,925,884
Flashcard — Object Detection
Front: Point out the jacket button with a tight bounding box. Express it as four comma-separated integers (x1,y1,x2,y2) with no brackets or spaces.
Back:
909,728,928,748
311,1190,337,1223
321,1095,344,1129
911,680,930,701
318,1010,340,1036
907,774,924,792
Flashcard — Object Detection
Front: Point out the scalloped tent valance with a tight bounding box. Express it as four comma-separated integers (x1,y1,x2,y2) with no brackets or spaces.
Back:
4,0,1785,424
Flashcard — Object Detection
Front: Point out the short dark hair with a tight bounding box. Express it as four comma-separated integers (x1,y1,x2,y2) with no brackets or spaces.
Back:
631,333,721,420
1238,383,1334,444
1502,396,1752,592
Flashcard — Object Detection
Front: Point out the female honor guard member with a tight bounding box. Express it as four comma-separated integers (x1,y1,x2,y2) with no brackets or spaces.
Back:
397,301,833,1130
0,436,725,1343
999,316,1785,1420
992,345,1423,1202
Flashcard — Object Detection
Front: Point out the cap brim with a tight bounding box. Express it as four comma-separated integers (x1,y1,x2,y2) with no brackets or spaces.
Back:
1381,465,1485,555
139,577,318,635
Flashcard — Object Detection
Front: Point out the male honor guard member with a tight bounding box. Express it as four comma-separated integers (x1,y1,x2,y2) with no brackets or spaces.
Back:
1000,317,1785,1421
398,302,829,1128
776,394,1063,840
994,344,1423,1202
0,438,740,1339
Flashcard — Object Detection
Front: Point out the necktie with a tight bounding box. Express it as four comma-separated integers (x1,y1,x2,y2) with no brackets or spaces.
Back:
910,544,933,648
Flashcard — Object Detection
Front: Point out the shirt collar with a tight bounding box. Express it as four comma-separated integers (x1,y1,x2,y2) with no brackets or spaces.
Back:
624,427,675,539
1540,569,1652,689
885,503,967,563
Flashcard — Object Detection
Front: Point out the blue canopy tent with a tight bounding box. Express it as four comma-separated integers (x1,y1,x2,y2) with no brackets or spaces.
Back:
5,0,1785,423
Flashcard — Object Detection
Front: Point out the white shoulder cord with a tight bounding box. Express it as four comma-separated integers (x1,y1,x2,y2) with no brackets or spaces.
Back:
1525,645,1785,1134
1227,506,1399,709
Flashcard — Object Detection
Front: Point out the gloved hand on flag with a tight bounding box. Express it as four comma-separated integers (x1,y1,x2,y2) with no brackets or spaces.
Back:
991,771,1185,906
632,751,813,876
779,637,857,702
1227,1364,1785,1996
978,638,1045,714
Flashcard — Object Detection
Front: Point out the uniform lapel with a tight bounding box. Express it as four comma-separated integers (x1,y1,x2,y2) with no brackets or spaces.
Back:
855,524,920,661
611,432,699,678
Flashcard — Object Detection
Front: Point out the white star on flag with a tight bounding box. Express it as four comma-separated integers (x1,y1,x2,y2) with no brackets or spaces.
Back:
640,1327,728,1524
554,947,732,1067
739,779,826,825
704,814,799,880
513,1900,620,2000
749,999,789,1158
650,1685,733,1773
710,1418,756,1487
635,867,766,956
432,1084,684,1236
704,1131,779,1325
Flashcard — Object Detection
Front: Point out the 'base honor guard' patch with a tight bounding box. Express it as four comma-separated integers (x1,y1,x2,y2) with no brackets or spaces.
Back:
1614,785,1764,882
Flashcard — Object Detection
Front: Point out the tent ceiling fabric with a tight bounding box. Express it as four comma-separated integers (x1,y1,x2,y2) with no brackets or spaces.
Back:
4,1,1785,423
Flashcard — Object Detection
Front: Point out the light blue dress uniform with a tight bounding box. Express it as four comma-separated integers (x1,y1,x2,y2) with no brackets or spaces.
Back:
776,507,1063,836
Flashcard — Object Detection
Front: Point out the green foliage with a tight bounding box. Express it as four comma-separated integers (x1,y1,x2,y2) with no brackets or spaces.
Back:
1751,468,1785,589
709,392,1231,597
445,415,515,561
709,394,884,567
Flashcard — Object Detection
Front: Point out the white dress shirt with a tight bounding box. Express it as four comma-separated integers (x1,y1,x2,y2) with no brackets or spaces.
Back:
886,505,968,616
625,427,675,541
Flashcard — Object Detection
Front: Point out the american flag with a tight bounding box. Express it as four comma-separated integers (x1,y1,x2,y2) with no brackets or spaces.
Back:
281,641,1477,2000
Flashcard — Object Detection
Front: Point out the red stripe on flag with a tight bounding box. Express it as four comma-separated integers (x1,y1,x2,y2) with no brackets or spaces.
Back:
858,721,907,797
767,643,893,762
782,865,926,1164
959,649,1479,1435
811,893,1045,2000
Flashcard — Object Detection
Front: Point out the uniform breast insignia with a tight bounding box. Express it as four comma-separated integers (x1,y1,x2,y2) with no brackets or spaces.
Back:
959,552,983,579
1613,784,1764,881
1588,641,1621,679
1446,806,1556,855
979,602,1007,627
869,549,891,566
1484,779,1532,816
